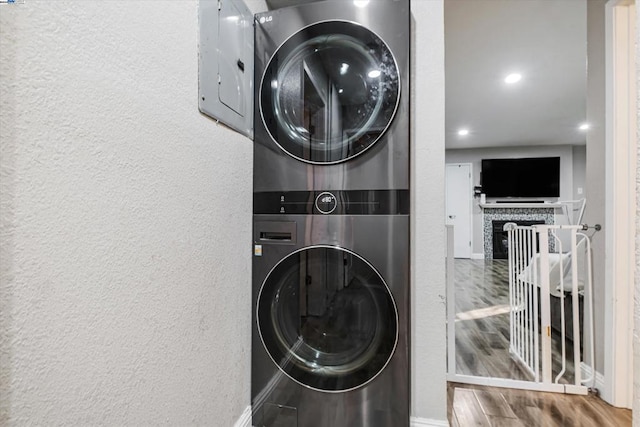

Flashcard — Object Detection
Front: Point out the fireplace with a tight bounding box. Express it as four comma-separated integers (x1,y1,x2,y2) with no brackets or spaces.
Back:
481,206,556,259
492,220,545,259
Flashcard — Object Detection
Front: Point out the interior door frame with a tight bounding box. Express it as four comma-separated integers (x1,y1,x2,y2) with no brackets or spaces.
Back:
603,0,636,409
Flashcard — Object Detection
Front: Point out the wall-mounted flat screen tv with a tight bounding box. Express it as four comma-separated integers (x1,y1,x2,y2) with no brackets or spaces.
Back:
481,157,560,198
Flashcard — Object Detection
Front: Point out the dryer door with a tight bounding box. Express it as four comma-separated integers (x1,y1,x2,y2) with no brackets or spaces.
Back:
257,246,398,392
260,21,400,164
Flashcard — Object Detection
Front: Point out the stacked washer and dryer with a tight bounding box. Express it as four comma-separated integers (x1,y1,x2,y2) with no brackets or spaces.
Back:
251,1,410,425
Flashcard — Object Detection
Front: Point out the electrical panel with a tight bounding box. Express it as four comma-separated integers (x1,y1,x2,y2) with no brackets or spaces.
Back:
199,0,254,138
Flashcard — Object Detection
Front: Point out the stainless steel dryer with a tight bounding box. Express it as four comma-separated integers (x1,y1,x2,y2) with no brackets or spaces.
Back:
253,0,410,192
251,190,409,427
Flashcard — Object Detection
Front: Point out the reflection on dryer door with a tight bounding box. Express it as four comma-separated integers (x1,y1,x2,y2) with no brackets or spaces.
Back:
260,21,401,164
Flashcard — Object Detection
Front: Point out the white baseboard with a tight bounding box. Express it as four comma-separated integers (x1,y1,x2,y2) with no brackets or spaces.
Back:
411,417,449,427
233,405,252,427
470,252,485,260
580,362,605,391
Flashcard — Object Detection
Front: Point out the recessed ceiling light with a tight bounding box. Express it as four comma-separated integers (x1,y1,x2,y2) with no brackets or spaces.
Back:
458,129,470,136
579,123,590,131
504,73,522,84
354,0,370,7
367,69,381,78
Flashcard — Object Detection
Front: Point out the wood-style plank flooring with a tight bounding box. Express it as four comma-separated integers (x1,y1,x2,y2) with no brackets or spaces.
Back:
448,382,632,427
454,259,576,383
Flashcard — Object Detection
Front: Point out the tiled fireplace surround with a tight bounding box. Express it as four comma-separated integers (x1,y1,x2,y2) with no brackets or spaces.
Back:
483,207,555,259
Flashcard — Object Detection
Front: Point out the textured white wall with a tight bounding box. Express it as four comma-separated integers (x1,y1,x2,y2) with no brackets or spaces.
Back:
0,1,256,424
410,0,447,423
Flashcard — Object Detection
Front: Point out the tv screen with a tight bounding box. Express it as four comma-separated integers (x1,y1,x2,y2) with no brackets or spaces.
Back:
481,157,560,198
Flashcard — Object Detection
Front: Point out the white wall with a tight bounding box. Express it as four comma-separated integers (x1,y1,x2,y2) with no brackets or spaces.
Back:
585,0,607,376
411,0,448,423
572,145,587,201
0,1,261,424
446,145,576,255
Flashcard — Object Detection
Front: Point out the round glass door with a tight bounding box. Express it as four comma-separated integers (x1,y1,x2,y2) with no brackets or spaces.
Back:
260,21,400,164
257,246,398,392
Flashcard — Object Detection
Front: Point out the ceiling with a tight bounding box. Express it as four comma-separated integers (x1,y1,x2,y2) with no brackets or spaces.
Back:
445,0,587,150
264,0,588,150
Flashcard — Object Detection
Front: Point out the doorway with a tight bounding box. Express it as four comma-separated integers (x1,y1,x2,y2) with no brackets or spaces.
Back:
445,163,472,259
445,0,637,410
444,0,591,393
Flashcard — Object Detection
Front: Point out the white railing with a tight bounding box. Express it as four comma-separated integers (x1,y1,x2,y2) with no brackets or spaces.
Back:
506,223,596,394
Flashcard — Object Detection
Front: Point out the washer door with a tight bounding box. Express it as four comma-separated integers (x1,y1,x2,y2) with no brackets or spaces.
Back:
260,21,400,164
257,246,398,392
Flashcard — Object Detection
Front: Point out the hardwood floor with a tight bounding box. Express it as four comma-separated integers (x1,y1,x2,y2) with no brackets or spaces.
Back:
448,382,632,427
453,259,576,383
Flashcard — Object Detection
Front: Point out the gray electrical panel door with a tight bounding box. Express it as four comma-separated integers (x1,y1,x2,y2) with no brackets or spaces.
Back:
199,0,254,138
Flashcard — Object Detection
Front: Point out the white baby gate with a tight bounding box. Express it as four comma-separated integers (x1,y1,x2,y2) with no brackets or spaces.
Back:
446,223,597,394
507,223,596,394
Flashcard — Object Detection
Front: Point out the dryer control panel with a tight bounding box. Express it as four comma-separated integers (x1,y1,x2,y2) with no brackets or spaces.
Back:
253,190,409,215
